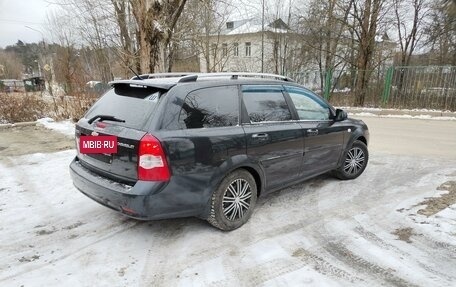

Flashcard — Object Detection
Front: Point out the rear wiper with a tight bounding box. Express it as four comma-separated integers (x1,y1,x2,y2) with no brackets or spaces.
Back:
87,115,126,124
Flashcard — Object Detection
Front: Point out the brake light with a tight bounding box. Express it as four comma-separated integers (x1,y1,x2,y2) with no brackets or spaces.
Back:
138,134,170,181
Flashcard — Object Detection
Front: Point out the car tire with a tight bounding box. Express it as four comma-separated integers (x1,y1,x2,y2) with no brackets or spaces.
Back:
334,140,369,180
207,169,257,231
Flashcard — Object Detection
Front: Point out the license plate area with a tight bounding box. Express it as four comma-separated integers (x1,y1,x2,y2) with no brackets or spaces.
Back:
87,153,113,164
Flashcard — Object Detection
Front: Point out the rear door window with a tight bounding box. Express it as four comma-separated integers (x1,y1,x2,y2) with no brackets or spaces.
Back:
179,86,239,129
242,85,292,122
85,84,166,130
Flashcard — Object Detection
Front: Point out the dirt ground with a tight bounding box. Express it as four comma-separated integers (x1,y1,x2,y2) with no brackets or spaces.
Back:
0,125,74,159
416,181,456,216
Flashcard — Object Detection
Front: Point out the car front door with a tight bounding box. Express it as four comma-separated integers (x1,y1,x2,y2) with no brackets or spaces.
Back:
284,86,345,178
241,85,304,191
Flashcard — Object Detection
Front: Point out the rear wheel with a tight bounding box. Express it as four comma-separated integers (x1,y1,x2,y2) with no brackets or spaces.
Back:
207,169,257,231
334,140,369,180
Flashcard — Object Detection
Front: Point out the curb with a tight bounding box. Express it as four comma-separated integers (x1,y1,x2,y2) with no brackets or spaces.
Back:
0,121,38,129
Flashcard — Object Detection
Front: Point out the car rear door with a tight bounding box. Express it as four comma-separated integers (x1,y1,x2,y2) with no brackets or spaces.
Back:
284,86,344,178
158,85,246,175
241,85,304,191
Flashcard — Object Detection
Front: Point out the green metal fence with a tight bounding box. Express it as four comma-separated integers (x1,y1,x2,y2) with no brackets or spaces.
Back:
388,66,456,110
289,66,456,111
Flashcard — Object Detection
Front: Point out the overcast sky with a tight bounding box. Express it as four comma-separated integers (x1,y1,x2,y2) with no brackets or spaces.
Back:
0,0,54,48
0,0,281,49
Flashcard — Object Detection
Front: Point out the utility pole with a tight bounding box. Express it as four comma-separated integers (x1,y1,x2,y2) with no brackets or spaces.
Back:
261,0,265,73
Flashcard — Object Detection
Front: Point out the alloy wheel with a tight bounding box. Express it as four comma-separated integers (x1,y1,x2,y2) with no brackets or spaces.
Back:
344,147,365,175
222,178,252,221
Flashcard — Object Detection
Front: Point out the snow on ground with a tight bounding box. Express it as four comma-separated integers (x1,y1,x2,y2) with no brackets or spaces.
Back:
337,106,456,121
36,118,75,137
349,112,456,121
0,149,455,286
338,107,456,114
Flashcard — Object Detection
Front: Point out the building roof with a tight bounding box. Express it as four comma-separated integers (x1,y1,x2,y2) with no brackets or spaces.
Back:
220,18,290,36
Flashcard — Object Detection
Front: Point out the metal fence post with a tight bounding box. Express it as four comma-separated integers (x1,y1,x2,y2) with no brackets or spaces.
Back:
382,66,394,105
324,68,332,100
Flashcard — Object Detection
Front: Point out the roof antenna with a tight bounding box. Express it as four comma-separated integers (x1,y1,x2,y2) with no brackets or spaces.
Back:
128,66,143,80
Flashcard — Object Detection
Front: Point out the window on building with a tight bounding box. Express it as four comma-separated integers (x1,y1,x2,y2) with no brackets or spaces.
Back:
211,43,217,55
179,86,239,129
222,43,228,57
245,42,251,57
226,21,234,29
233,43,239,57
242,85,292,122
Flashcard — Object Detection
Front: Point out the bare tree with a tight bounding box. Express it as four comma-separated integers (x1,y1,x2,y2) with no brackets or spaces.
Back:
180,0,238,72
294,0,354,87
129,0,187,73
423,0,456,65
349,0,386,106
111,0,136,72
393,0,430,66
0,50,23,79
51,0,117,81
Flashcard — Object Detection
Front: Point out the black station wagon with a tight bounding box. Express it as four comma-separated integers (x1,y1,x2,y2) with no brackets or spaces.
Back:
70,73,369,230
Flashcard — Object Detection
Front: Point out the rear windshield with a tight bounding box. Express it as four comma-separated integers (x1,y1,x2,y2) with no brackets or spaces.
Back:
85,84,166,130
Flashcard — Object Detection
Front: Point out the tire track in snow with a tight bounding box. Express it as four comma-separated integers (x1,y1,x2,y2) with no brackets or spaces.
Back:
291,248,363,283
0,220,141,283
138,220,191,286
324,242,417,287
354,225,456,283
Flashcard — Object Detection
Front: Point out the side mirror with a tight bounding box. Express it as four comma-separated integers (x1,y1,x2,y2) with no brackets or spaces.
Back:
334,109,348,122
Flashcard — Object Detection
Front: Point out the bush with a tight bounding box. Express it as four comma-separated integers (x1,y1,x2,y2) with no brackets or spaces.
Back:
51,93,98,122
0,91,99,124
0,93,50,123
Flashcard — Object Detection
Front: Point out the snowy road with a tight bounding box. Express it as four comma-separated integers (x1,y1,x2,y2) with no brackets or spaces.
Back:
0,118,456,286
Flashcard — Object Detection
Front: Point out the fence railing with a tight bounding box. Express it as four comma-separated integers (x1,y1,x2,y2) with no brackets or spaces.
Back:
289,66,456,111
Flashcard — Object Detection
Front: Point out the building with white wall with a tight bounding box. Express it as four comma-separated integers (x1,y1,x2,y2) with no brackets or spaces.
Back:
199,18,298,74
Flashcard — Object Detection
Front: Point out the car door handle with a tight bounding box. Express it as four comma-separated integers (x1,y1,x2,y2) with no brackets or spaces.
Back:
252,133,269,139
307,129,319,136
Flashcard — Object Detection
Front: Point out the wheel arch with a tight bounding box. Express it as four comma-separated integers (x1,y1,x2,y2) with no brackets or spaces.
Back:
200,155,265,219
337,129,368,168
237,166,263,197
356,135,367,146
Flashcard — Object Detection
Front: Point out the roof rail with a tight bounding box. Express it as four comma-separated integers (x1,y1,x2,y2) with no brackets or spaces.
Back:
130,73,195,80
177,72,294,83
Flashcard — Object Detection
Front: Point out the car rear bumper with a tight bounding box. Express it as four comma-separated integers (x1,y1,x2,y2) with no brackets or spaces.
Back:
69,157,202,220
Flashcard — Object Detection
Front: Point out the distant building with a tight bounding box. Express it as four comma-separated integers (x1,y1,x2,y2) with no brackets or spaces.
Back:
24,77,45,92
199,18,299,74
0,79,25,93
198,18,397,94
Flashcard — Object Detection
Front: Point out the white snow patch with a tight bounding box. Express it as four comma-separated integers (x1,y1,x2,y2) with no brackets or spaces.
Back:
350,113,456,120
37,117,75,137
263,266,344,287
339,107,456,114
178,257,226,286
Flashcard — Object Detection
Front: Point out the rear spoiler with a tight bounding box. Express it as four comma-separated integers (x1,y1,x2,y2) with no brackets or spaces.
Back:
109,80,175,90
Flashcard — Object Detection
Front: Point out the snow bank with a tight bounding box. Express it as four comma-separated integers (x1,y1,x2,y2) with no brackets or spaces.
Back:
36,118,75,137
350,113,456,120
339,107,456,113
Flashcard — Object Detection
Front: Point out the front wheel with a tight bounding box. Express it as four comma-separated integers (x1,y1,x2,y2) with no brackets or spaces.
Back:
207,169,257,231
334,140,369,180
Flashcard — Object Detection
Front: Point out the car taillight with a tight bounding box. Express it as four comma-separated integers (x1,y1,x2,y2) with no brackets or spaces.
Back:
138,134,170,181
